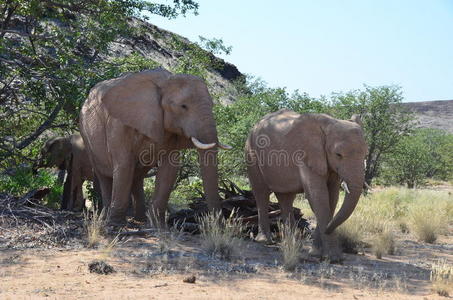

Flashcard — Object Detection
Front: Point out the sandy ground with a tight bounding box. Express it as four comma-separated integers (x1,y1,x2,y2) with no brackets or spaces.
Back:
1,231,452,300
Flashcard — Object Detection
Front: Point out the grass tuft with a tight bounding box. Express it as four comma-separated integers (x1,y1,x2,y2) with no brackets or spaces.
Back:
336,219,364,254
198,210,244,260
83,207,106,248
371,226,396,259
407,199,448,243
278,221,304,271
431,260,453,297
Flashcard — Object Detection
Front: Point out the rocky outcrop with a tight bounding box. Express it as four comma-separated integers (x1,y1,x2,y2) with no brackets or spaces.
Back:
402,100,453,133
109,18,244,104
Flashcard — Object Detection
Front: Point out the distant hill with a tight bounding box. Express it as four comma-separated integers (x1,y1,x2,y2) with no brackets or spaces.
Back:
402,100,453,133
109,18,244,104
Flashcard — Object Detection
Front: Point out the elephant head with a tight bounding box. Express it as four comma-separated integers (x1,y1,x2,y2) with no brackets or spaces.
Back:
33,137,72,172
302,114,368,234
100,69,230,210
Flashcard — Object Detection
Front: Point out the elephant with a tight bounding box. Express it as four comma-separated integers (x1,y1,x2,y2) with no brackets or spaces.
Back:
34,134,97,211
245,109,367,262
79,68,231,226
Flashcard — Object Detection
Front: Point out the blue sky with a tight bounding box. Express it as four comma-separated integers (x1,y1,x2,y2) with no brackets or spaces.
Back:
151,0,453,102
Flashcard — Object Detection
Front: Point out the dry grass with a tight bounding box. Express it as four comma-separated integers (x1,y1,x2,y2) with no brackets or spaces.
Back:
431,260,453,297
407,196,450,243
371,226,396,259
277,221,304,271
146,210,183,254
83,207,106,248
331,187,452,248
336,220,364,253
198,210,244,260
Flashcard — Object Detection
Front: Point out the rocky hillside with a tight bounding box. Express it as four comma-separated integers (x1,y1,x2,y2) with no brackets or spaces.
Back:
402,100,453,133
110,18,244,104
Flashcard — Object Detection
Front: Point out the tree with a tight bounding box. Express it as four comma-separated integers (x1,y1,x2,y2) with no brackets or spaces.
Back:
329,85,414,186
0,0,198,171
380,129,453,187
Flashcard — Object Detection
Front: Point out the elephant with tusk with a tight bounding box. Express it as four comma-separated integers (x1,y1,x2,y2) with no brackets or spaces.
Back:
79,68,231,226
245,109,368,262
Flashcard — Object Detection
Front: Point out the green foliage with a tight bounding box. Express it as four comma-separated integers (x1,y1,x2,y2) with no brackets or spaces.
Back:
329,85,414,184
379,129,453,187
0,168,62,207
0,0,198,171
170,35,232,80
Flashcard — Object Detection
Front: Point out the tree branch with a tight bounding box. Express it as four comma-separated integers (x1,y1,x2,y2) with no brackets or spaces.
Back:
15,99,64,150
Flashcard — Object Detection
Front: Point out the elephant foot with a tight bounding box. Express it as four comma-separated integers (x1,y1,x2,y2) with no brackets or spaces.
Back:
323,252,343,264
106,214,127,228
133,213,147,223
308,245,322,258
254,232,273,244
322,247,344,264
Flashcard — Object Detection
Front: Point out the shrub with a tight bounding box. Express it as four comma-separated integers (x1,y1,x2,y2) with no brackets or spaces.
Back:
83,207,106,248
278,222,304,271
431,260,453,297
0,168,63,208
371,227,396,259
198,210,244,260
336,216,364,254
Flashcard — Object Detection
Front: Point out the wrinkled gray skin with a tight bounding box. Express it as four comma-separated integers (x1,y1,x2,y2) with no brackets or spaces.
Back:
79,68,226,225
34,134,94,211
245,109,367,262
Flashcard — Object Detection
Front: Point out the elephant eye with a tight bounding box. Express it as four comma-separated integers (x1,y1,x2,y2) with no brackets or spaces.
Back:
181,104,188,110
336,153,343,159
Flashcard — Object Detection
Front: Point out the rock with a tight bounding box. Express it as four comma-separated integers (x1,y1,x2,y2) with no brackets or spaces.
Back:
183,275,196,283
88,260,115,275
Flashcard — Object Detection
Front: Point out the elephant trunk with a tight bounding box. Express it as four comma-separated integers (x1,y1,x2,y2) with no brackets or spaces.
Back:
199,148,221,211
195,114,221,211
325,162,364,234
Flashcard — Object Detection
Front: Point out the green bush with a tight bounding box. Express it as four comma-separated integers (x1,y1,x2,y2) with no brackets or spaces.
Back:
0,168,62,208
380,129,453,187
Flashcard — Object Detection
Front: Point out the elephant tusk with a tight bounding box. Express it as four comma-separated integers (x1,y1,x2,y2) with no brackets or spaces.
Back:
191,137,216,150
341,181,350,194
218,142,233,150
364,182,371,190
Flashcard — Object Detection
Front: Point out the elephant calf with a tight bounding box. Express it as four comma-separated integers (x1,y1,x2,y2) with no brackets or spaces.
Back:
245,109,368,262
34,134,97,211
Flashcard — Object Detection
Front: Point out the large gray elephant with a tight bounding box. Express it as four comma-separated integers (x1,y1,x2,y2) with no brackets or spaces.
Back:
79,68,230,225
34,134,96,211
245,109,367,262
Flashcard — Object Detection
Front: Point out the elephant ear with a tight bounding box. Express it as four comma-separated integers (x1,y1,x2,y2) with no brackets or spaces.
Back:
101,74,164,144
299,119,328,177
350,114,363,127
50,138,72,169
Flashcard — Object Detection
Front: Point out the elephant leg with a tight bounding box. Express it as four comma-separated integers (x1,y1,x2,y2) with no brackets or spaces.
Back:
96,172,112,213
109,162,135,225
310,175,339,254
93,176,103,211
306,180,342,262
71,167,84,211
73,182,85,211
61,171,71,210
131,176,146,222
327,172,341,218
275,192,296,225
248,165,271,242
150,152,180,227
